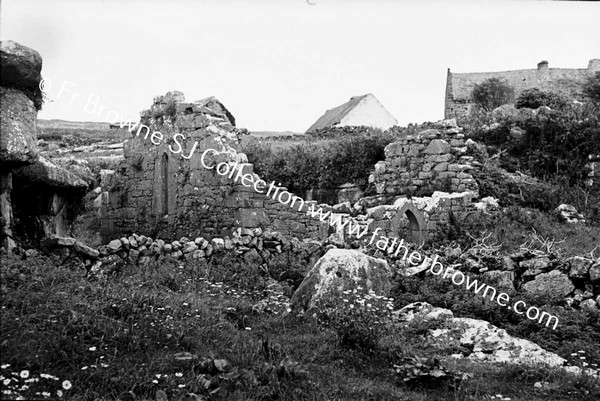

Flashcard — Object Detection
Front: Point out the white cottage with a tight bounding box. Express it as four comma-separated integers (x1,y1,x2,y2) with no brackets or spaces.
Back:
306,93,398,133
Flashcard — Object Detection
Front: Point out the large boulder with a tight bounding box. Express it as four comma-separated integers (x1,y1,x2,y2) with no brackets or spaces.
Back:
290,249,391,311
394,302,566,367
0,86,39,165
522,270,575,299
0,40,43,109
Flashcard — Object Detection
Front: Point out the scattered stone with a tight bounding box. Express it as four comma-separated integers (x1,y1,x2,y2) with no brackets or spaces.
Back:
555,204,585,224
74,241,100,259
182,241,198,254
568,256,592,280
138,245,150,256
107,239,122,252
520,257,551,277
211,238,225,251
580,299,598,312
44,236,77,247
128,235,138,248
522,270,575,299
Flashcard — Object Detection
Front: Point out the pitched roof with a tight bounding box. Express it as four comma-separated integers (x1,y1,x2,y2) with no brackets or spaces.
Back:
306,94,371,133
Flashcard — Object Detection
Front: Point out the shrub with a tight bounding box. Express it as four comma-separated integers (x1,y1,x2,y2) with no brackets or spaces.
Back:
241,130,398,195
516,88,569,110
471,78,515,112
468,102,600,186
315,289,394,352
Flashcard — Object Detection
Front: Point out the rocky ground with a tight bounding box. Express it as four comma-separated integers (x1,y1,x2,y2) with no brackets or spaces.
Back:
1,247,599,401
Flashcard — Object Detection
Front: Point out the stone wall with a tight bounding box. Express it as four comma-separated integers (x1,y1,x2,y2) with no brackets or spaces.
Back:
316,191,489,247
368,119,480,198
42,229,327,287
101,92,329,243
445,59,600,122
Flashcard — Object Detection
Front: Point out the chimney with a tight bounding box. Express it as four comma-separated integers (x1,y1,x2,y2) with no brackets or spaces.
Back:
537,60,549,71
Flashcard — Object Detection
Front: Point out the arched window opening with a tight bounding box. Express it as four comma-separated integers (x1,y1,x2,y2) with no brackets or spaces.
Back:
161,153,169,215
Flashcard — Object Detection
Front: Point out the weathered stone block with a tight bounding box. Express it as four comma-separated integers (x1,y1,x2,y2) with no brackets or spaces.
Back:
433,162,448,172
425,139,451,155
0,87,38,165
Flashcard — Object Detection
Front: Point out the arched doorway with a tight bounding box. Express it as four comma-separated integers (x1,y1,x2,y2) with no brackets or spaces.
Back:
390,201,427,246
404,209,421,245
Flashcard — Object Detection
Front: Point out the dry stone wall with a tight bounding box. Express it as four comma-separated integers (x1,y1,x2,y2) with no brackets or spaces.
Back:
101,92,329,243
368,119,480,198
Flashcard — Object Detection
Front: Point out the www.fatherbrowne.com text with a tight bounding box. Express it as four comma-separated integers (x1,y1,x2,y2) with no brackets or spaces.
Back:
119,119,561,330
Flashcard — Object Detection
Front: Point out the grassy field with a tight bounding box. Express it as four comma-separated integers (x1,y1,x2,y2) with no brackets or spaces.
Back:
1,249,598,401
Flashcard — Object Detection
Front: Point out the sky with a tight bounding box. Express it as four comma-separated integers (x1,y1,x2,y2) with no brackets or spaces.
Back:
1,0,599,132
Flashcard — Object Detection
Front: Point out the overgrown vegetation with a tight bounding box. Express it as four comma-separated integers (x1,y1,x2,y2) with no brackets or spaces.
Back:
241,129,399,193
465,77,600,224
471,77,515,112
2,253,598,400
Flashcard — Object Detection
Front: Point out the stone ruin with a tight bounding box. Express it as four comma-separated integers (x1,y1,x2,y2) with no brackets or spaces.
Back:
0,41,88,251
98,90,493,248
100,92,330,242
98,89,492,248
0,41,506,252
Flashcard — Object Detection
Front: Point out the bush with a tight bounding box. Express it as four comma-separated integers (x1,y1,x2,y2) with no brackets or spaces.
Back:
516,88,569,110
315,289,394,352
241,130,398,194
468,102,600,186
471,78,515,112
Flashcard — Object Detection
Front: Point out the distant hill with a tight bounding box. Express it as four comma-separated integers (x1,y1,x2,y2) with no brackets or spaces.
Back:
250,131,304,137
37,119,111,131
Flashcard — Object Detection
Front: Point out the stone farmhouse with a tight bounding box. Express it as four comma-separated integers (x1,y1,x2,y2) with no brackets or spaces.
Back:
445,58,600,122
306,93,398,133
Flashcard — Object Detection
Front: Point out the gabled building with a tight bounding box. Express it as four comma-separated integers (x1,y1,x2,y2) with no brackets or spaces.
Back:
306,93,398,133
445,58,600,122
